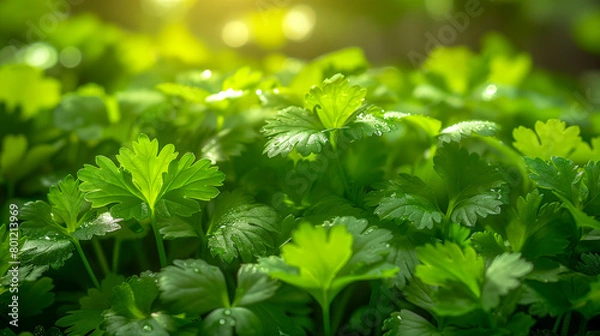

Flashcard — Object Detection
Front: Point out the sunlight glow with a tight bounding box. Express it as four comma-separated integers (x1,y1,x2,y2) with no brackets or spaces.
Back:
282,5,316,41
222,20,249,48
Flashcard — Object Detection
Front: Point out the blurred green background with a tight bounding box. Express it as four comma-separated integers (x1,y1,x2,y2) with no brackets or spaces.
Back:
1,0,599,89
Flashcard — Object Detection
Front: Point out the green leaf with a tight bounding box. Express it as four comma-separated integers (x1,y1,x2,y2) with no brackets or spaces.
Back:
260,224,352,308
305,74,367,129
79,134,224,220
470,231,509,259
116,134,178,210
513,119,582,159
577,253,600,276
438,120,499,143
582,161,600,216
259,217,397,308
158,259,229,315
78,155,148,220
19,234,73,269
370,174,443,230
573,278,600,319
57,273,125,336
0,64,61,118
382,112,442,139
481,253,533,311
157,153,225,217
506,190,574,259
233,264,280,307
382,310,441,336
415,242,484,299
0,134,60,183
104,273,176,336
434,144,508,226
342,105,393,141
21,176,121,241
47,175,85,232
71,212,123,240
207,191,279,263
525,156,581,203
262,106,328,157
54,94,109,140
203,307,263,336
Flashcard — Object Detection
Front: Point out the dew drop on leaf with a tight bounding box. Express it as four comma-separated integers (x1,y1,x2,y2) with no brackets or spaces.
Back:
219,318,226,325
143,324,153,332
223,309,232,316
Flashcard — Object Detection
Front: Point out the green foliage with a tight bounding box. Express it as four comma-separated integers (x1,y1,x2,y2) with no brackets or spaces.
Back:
4,38,600,336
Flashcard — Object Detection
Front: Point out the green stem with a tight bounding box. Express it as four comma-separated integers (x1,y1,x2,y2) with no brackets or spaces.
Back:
150,212,167,268
322,302,331,336
561,311,572,336
331,285,355,332
577,316,588,336
92,239,110,277
553,313,564,334
112,238,121,273
73,240,100,288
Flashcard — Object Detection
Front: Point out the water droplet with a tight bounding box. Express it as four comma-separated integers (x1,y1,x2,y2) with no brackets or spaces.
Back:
364,227,374,235
223,309,232,316
143,324,153,332
219,318,227,325
385,243,390,248
194,268,200,273
230,319,237,327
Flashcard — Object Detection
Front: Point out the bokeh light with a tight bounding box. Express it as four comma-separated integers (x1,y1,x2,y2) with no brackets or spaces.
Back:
282,4,316,42
222,20,249,48
59,46,82,68
23,43,58,69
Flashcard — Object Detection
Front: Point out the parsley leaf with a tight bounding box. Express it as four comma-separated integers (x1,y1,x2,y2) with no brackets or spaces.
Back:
305,74,366,130
158,259,229,315
481,253,533,311
438,120,499,143
434,143,508,227
513,119,581,159
78,134,225,220
207,190,279,263
382,310,441,336
369,174,443,230
262,106,328,157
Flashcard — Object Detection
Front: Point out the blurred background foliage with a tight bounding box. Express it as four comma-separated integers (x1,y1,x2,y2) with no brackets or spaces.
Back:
1,0,599,87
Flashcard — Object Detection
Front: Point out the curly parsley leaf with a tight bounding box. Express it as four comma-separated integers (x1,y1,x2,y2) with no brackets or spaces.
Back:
262,106,328,157
207,190,279,263
78,134,224,220
369,174,443,230
305,73,366,129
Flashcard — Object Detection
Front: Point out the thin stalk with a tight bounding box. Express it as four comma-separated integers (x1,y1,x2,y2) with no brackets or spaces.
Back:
91,239,110,277
72,240,100,288
150,212,167,268
112,238,121,273
561,311,572,336
577,316,588,336
553,314,563,334
322,302,331,336
331,286,355,332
